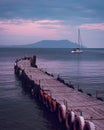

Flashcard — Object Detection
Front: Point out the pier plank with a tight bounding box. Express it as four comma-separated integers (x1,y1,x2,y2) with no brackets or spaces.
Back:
16,59,104,130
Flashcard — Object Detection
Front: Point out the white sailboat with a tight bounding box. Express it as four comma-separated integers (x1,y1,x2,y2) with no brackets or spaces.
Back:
71,29,83,53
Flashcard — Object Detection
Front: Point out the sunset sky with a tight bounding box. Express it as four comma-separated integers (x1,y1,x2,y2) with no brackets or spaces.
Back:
0,0,104,48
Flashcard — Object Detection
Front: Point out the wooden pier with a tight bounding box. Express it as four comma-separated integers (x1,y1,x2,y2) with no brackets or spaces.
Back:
14,56,104,130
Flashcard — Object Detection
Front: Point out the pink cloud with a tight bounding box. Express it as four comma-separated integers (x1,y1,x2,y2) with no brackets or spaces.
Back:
0,19,65,39
79,23,104,31
0,20,59,35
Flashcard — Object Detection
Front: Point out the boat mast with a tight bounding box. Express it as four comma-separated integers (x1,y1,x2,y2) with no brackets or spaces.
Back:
78,29,80,47
78,29,82,49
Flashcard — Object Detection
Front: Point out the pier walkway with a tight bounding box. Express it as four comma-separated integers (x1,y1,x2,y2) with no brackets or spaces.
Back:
14,56,104,130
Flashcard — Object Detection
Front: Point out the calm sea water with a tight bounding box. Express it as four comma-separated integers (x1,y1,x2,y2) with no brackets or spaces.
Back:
0,48,104,130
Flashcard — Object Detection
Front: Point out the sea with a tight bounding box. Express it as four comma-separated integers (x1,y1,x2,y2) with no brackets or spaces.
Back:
0,48,104,130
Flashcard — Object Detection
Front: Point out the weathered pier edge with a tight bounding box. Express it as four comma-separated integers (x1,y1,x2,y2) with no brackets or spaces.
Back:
14,56,104,130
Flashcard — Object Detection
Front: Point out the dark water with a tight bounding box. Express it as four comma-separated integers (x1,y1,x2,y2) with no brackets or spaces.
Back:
0,48,104,130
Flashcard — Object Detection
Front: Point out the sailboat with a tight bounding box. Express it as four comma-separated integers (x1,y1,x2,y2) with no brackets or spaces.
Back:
71,29,83,53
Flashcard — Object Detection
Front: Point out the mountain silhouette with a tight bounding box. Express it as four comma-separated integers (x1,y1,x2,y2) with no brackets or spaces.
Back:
0,40,85,48
24,40,81,48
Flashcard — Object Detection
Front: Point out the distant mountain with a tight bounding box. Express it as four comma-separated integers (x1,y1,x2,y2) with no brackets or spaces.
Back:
0,40,85,48
24,40,82,48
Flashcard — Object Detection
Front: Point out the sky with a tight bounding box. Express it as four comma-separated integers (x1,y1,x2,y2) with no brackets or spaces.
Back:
0,0,104,48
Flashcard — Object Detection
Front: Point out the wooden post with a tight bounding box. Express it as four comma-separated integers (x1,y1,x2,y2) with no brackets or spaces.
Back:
31,55,37,68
